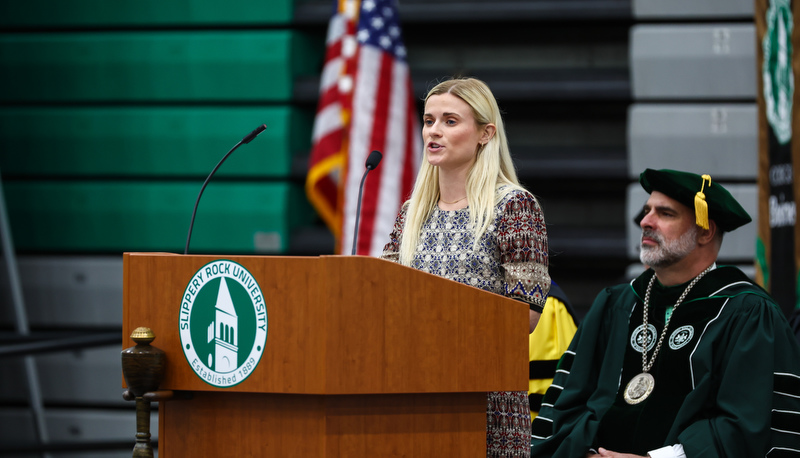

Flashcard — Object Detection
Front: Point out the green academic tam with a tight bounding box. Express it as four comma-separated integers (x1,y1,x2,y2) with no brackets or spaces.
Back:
639,168,752,232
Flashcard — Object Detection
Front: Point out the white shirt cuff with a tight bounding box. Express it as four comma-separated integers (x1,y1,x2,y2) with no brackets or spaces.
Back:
647,444,685,458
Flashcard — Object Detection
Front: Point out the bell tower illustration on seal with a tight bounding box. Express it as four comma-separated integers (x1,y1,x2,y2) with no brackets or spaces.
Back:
207,277,239,372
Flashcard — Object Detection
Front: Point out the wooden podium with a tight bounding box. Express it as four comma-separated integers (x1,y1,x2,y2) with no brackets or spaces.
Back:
122,252,529,457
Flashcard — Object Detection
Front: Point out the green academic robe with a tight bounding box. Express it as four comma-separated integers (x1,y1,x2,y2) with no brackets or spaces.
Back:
531,266,800,458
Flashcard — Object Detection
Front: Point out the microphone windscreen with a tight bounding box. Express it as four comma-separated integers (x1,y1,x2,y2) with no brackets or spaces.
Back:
365,150,383,170
241,124,267,144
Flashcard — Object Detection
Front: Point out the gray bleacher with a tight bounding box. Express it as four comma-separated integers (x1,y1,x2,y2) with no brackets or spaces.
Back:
0,257,122,328
633,0,753,19
0,256,154,458
627,0,758,274
628,104,757,178
630,24,756,100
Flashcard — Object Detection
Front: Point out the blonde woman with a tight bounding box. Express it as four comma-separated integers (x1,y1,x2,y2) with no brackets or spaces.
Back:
382,77,550,457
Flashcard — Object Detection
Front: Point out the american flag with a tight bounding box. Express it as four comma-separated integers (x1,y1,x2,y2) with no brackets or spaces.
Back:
306,0,421,256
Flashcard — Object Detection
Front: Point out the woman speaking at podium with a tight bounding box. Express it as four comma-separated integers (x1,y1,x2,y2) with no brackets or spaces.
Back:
381,77,550,458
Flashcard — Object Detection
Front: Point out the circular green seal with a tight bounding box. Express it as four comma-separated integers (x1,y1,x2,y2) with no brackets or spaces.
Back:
179,259,267,387
763,0,794,145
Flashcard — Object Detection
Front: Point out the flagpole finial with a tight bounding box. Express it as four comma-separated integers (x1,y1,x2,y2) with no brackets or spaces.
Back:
343,0,358,19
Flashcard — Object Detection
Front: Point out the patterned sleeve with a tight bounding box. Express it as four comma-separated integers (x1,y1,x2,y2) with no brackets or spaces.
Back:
497,190,550,312
380,203,408,263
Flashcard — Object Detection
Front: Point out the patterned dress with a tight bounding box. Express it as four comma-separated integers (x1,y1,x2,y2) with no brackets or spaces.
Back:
382,188,550,458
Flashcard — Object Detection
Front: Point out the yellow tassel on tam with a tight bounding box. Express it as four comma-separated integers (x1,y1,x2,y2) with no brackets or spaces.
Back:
695,174,712,229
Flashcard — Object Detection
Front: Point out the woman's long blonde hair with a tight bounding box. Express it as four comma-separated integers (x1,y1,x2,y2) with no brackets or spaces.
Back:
398,77,524,266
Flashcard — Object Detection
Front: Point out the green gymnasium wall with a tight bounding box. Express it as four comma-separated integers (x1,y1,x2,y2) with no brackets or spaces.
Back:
0,0,322,254
0,1,293,27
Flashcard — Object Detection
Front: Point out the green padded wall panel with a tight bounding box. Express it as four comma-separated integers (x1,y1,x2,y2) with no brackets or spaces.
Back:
4,181,314,253
0,0,293,27
0,107,312,177
0,31,320,102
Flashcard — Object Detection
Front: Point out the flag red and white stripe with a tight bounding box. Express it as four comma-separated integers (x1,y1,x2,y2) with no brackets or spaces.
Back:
306,0,421,256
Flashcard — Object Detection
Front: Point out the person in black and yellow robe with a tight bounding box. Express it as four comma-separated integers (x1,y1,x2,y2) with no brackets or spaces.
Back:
528,281,578,422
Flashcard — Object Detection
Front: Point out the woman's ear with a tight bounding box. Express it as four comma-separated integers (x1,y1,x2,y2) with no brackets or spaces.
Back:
481,124,496,145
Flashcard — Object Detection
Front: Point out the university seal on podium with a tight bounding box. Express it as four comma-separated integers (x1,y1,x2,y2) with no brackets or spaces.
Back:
179,259,268,387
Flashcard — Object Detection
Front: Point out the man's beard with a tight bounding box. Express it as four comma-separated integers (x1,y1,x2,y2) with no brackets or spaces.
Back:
639,225,698,268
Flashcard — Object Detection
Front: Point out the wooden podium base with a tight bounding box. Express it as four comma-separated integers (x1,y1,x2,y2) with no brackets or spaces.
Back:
159,391,487,456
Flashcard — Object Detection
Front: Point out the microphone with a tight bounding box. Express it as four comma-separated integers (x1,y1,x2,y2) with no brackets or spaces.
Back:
351,150,382,255
184,124,267,255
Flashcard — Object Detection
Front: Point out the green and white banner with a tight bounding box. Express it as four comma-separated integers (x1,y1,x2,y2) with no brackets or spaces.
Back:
757,0,800,325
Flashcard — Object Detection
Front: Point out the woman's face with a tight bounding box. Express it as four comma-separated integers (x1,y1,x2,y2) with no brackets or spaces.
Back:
422,93,484,173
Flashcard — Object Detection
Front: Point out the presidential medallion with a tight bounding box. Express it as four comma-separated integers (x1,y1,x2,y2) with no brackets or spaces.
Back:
629,267,712,406
624,372,654,405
